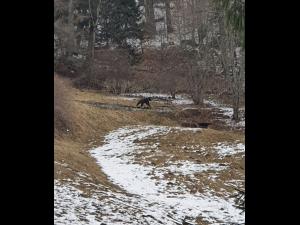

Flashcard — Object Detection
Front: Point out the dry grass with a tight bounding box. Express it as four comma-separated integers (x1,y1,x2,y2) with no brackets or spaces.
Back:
54,74,76,136
55,85,177,192
54,137,122,192
55,80,244,197
133,128,244,198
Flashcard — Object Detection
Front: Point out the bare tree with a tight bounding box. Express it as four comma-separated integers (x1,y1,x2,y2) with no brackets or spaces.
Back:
209,1,245,121
187,54,212,105
232,46,244,121
184,6,213,105
190,3,245,120
217,28,244,121
93,49,132,93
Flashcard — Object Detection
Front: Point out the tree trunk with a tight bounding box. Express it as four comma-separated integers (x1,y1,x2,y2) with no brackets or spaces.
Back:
232,46,241,122
171,91,176,99
190,0,197,46
87,25,95,62
85,24,95,83
233,95,239,121
182,0,186,39
191,82,204,105
144,0,156,35
68,0,73,24
165,0,173,33
196,88,204,105
76,35,81,50
174,0,182,42
66,0,76,56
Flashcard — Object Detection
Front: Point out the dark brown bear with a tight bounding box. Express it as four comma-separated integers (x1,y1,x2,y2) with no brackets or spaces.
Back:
136,97,152,108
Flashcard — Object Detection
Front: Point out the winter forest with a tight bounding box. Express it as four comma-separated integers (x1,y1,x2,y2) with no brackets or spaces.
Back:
54,0,245,224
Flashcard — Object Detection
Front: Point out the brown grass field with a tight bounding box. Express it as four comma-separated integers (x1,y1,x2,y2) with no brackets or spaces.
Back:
54,75,244,224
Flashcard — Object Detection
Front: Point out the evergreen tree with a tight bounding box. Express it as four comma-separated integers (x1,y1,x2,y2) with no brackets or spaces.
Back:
98,0,143,47
214,0,245,48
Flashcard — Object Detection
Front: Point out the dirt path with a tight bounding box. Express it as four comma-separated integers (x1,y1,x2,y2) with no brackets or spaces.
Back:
78,100,174,113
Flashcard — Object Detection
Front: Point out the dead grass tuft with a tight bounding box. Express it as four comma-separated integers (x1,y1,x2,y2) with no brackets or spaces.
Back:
54,74,75,136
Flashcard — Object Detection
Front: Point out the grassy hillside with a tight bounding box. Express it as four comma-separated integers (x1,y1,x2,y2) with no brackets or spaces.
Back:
54,75,177,190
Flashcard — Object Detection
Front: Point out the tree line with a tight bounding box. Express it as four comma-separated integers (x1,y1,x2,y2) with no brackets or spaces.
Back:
54,0,245,121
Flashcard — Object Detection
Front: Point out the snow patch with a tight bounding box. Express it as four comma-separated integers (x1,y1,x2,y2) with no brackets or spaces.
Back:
204,99,245,128
172,98,194,105
214,142,245,159
90,126,244,224
122,93,194,105
166,161,228,176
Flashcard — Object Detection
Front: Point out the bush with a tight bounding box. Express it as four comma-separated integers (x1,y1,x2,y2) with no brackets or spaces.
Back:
73,49,132,91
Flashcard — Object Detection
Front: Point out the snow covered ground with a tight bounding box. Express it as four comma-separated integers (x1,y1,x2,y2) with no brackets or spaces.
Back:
204,99,245,129
55,125,244,224
172,98,194,105
55,179,171,225
166,161,229,175
123,92,174,99
88,125,244,224
213,142,245,159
